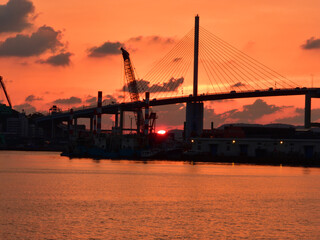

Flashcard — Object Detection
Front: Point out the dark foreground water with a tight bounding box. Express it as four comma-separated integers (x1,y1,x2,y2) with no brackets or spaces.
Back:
0,151,319,239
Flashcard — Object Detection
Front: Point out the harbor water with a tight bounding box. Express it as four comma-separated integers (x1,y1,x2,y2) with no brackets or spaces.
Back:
1,151,319,239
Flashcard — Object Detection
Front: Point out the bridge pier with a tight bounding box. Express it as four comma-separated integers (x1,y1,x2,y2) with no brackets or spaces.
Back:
90,117,93,132
51,117,55,139
115,112,119,129
74,118,78,136
112,109,121,135
305,94,311,129
137,109,141,134
68,109,74,138
186,102,203,138
304,91,320,128
120,109,124,135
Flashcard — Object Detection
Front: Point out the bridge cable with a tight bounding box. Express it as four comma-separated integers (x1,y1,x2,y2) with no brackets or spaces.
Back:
201,27,297,89
140,29,194,97
200,28,266,91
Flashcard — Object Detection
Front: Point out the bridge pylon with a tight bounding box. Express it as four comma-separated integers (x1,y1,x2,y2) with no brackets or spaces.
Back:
185,15,204,138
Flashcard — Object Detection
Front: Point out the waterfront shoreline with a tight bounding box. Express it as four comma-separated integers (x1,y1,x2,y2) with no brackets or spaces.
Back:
1,148,319,168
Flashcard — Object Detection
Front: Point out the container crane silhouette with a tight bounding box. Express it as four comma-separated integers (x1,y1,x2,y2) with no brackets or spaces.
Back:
120,47,144,134
0,76,12,108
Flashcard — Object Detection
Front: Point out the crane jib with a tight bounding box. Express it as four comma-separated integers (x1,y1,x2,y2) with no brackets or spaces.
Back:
120,48,145,133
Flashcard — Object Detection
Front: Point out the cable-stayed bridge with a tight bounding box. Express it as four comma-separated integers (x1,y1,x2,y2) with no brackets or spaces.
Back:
36,16,320,138
124,26,297,101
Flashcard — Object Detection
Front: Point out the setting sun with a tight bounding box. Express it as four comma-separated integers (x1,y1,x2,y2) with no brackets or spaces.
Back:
157,130,166,135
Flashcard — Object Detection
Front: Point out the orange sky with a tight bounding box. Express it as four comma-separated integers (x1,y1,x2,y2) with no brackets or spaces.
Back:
0,0,320,128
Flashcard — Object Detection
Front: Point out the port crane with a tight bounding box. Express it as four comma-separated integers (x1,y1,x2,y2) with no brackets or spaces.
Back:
120,48,158,135
0,76,12,108
120,47,145,133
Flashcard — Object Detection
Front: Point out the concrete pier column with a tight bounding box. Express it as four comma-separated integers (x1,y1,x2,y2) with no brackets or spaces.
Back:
305,94,311,128
120,109,124,135
74,118,78,136
93,109,97,135
68,109,74,137
144,92,150,135
137,110,141,134
186,102,203,138
51,117,54,139
115,112,119,128
90,117,93,132
97,91,102,134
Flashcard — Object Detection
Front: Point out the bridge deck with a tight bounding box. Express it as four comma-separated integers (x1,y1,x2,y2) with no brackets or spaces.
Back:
35,88,320,122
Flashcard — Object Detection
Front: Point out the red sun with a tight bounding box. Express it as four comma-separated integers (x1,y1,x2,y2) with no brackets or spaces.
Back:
157,130,166,135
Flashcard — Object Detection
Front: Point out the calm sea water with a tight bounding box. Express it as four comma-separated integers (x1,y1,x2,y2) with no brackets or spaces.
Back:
0,151,319,239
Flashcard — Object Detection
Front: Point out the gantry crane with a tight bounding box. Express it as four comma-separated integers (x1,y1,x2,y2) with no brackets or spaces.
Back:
0,76,12,108
120,47,144,133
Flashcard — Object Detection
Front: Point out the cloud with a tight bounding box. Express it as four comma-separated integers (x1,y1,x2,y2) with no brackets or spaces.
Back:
119,99,292,129
103,94,117,104
275,107,320,125
25,94,43,102
87,35,174,58
13,103,36,114
231,82,245,88
301,37,320,50
123,77,184,93
37,52,72,66
153,103,186,127
219,99,281,122
152,100,320,129
86,96,96,104
154,100,275,128
202,99,285,127
88,41,123,57
53,96,82,105
127,35,174,44
0,0,35,33
0,25,64,57
85,94,119,107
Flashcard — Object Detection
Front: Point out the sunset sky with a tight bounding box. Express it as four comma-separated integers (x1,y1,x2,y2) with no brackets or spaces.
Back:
0,0,320,129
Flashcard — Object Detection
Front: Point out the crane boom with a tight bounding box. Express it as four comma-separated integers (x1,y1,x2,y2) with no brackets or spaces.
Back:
121,48,140,102
120,48,144,133
0,76,12,108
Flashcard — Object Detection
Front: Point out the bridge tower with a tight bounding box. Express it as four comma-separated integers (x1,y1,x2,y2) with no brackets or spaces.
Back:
185,15,204,138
